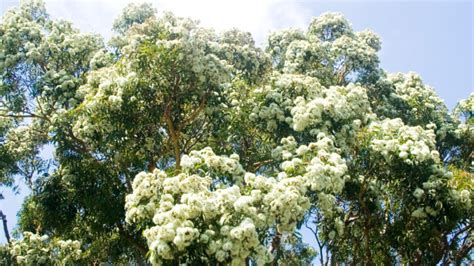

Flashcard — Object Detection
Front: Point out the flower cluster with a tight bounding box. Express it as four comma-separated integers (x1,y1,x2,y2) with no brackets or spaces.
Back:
125,170,168,225
126,169,276,265
266,29,306,69
331,34,379,73
307,12,352,42
368,118,439,164
112,2,156,34
126,143,348,265
4,122,46,160
249,73,372,152
453,92,474,119
8,232,82,265
387,72,448,126
283,40,324,75
218,29,270,84
451,188,472,210
0,2,103,112
273,134,348,219
264,12,382,84
452,92,474,138
181,147,245,181
249,74,322,132
356,29,382,51
290,84,371,132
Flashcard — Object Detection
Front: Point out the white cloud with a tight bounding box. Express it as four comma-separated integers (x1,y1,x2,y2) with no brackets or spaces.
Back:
156,0,276,45
154,0,316,45
40,0,313,46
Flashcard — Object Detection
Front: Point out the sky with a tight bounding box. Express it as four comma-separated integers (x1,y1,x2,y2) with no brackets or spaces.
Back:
0,0,473,247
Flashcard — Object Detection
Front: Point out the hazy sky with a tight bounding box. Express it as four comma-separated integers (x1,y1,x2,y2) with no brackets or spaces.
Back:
0,0,472,244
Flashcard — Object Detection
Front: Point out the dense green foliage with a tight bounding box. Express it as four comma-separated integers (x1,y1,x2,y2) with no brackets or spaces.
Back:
0,1,472,265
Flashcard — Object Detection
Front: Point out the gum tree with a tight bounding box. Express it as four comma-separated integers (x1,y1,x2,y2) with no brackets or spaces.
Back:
1,1,472,265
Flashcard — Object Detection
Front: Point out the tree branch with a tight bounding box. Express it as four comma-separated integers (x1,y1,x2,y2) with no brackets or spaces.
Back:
163,103,181,171
0,210,11,244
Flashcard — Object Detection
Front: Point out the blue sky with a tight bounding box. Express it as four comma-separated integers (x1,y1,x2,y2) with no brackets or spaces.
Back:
0,0,472,245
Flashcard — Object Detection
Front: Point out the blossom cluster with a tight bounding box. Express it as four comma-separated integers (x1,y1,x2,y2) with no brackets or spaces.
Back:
356,29,382,51
290,84,371,132
72,67,128,144
125,170,168,225
8,232,82,265
266,29,306,69
283,40,324,75
0,2,103,110
249,74,322,132
368,118,439,164
218,29,270,83
4,122,46,160
112,2,155,34
181,147,245,181
249,74,372,151
121,12,233,86
125,140,349,265
126,169,276,265
452,92,474,137
307,12,352,42
330,35,379,72
453,92,474,118
273,134,347,219
387,72,448,126
265,11,381,86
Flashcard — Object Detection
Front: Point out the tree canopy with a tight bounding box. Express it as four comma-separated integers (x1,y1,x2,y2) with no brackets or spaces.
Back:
0,1,472,265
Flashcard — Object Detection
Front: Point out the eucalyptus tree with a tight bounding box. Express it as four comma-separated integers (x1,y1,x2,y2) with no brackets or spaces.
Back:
0,1,472,265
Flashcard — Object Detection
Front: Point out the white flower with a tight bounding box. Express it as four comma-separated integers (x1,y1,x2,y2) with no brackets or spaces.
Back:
411,208,427,219
413,188,424,200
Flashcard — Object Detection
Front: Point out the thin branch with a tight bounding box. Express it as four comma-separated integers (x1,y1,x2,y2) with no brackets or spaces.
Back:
178,92,209,132
252,159,274,172
0,210,11,244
